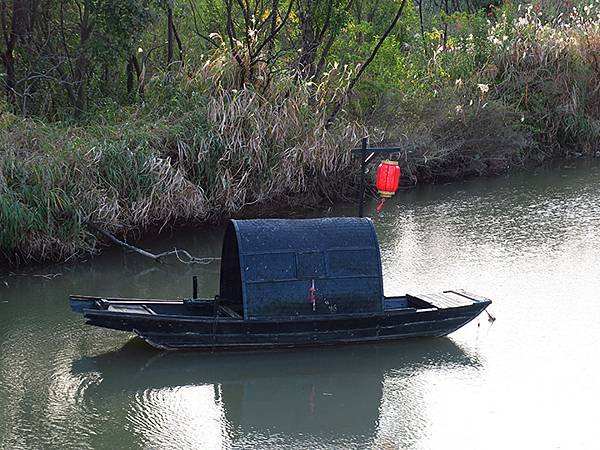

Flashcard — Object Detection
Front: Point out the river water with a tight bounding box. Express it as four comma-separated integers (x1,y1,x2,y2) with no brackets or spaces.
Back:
1,161,599,449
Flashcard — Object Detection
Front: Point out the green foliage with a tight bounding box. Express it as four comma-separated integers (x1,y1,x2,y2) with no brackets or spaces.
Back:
93,0,159,61
96,142,155,199
1,0,599,265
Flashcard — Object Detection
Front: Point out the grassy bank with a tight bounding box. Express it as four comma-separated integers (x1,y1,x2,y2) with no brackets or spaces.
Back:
0,56,362,264
1,1,599,266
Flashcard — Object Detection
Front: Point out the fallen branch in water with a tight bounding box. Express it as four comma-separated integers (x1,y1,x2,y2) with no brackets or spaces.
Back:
8,272,63,280
87,223,220,265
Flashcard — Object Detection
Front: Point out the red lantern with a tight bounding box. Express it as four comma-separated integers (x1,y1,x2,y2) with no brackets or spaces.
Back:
375,160,400,212
376,160,401,198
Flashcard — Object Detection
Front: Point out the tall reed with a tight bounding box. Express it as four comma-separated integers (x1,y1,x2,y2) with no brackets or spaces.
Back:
0,55,360,265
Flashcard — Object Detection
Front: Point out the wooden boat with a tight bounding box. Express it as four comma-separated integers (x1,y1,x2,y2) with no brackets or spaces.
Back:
70,218,492,350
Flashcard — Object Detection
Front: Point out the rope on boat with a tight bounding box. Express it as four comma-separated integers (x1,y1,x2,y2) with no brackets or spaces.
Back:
485,310,496,322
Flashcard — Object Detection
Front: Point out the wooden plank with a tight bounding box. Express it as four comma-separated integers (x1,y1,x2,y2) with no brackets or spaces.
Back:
436,293,466,307
441,291,476,306
436,293,459,307
423,293,455,308
417,294,447,308
445,289,490,302
414,292,474,309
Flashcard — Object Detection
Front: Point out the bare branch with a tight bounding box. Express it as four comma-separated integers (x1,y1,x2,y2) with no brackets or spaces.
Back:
253,0,294,58
327,0,408,127
188,0,220,47
172,20,184,65
87,223,220,265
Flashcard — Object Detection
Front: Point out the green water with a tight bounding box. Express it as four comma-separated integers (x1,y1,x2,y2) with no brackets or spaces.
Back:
1,161,599,449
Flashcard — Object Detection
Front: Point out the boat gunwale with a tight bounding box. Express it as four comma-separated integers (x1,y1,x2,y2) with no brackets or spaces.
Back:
81,301,490,325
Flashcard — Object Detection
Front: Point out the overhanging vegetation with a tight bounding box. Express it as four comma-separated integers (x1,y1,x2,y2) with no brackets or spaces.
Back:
0,0,598,265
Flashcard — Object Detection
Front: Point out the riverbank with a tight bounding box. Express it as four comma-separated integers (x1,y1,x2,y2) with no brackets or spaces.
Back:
1,2,598,267
0,107,596,269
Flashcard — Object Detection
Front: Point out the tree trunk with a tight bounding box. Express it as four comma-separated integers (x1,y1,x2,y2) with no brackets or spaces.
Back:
166,0,174,67
0,0,26,108
130,54,145,98
298,2,317,79
416,0,427,56
442,0,449,50
1,46,16,105
126,56,134,95
74,3,93,117
172,20,183,66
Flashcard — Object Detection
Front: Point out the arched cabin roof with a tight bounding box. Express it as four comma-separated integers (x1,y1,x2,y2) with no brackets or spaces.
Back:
219,218,384,320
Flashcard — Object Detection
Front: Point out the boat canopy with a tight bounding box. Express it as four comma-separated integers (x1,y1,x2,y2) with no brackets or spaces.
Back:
219,218,384,320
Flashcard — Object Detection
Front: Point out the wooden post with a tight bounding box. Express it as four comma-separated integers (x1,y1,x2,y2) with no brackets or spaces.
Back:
193,276,198,299
351,141,402,218
358,137,367,217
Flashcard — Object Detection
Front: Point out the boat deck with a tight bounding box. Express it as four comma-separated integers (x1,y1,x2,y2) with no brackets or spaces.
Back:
412,290,488,309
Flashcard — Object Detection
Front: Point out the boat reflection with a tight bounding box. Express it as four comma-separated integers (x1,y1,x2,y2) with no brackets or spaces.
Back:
73,339,481,447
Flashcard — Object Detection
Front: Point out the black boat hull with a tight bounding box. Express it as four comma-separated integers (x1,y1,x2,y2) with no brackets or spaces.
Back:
70,218,493,351
78,301,489,350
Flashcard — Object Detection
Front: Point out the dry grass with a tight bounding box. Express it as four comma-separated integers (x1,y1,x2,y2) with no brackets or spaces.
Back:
491,2,600,153
0,56,361,265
